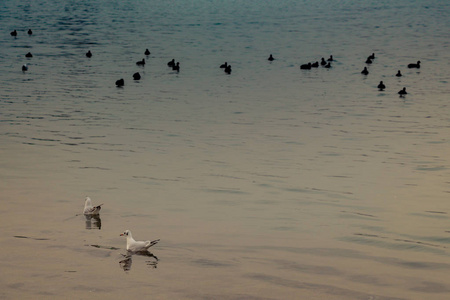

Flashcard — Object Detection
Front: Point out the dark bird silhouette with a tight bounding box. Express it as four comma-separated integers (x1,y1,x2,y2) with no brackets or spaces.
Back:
10,30,17,37
268,54,274,61
167,59,175,67
407,61,420,68
327,55,333,61
377,81,386,91
369,53,375,60
311,61,319,68
22,64,28,71
144,49,150,55
136,59,145,66
220,62,228,68
324,62,331,68
27,29,33,35
133,72,141,80
396,70,402,77
361,67,369,75
86,50,92,58
320,58,327,66
224,65,232,74
300,63,312,70
398,87,407,96
25,52,33,58
116,79,124,87
365,57,372,64
172,62,180,72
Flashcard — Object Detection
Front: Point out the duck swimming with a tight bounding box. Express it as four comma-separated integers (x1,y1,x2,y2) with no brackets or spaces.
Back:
300,63,312,70
133,72,141,80
398,87,407,96
116,78,124,87
377,81,386,90
408,61,420,68
361,67,369,75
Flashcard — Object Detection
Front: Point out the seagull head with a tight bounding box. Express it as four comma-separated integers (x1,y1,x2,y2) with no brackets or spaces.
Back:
120,230,131,237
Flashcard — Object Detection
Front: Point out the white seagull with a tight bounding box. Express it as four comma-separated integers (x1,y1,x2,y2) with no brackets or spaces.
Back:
120,230,160,252
83,196,103,215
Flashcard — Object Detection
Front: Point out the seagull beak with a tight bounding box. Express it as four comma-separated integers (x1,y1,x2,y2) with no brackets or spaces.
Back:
120,233,124,236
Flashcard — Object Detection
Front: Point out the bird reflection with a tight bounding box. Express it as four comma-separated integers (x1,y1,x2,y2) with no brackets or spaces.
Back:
85,214,101,230
119,250,158,272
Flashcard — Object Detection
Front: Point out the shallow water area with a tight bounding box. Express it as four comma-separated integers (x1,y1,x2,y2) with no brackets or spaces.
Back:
1,0,450,299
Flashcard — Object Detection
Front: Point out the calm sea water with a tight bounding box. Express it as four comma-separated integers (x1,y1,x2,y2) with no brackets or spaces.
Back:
1,0,449,299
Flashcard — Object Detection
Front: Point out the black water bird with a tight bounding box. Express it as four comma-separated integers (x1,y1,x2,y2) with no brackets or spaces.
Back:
324,62,331,68
28,29,33,35
361,67,369,75
224,65,232,74
407,61,420,68
136,58,145,66
377,81,386,91
268,54,274,61
144,49,150,55
133,72,141,80
327,55,333,61
22,64,28,71
25,52,33,58
172,62,180,72
398,87,407,96
365,57,372,64
116,78,124,87
86,50,92,58
311,61,319,68
167,59,175,67
220,62,228,68
369,53,375,60
300,63,312,70
10,30,17,37
320,58,327,66
396,70,402,77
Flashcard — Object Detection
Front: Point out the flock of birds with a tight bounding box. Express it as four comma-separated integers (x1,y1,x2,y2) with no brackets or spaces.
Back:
13,28,420,97
83,196,160,255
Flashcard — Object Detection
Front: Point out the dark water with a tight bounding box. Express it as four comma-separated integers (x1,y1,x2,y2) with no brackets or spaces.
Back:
1,0,449,299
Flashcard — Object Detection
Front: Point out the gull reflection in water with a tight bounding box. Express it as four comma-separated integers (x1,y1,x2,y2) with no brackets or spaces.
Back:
119,250,159,272
85,214,101,230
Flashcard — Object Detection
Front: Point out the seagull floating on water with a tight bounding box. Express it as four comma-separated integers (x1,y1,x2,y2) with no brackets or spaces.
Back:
83,196,103,215
120,230,160,252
